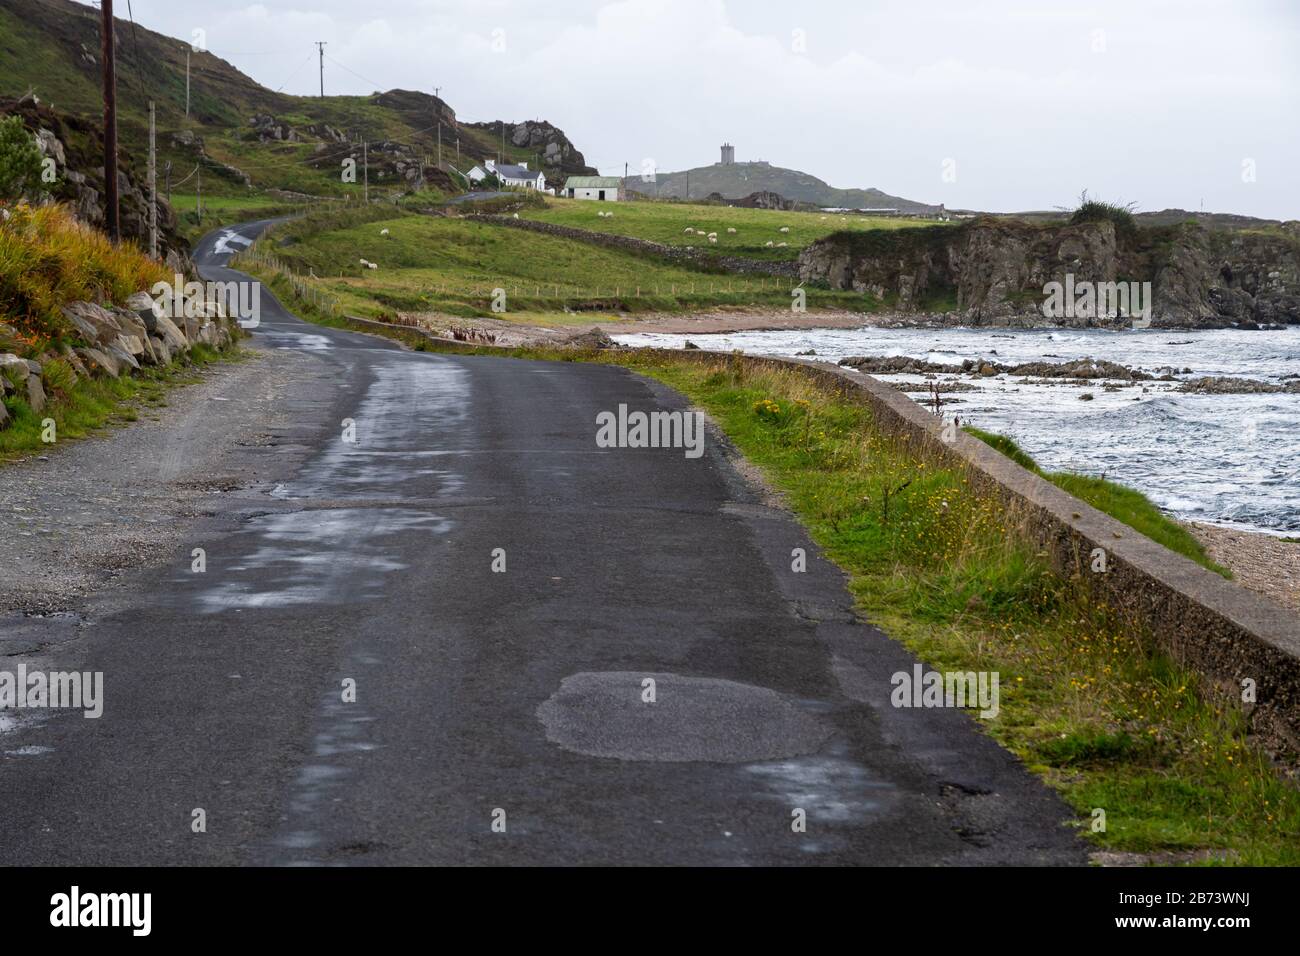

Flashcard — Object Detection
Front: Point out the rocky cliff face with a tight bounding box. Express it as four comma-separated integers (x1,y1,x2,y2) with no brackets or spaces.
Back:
6,95,190,272
464,119,597,179
798,217,1300,328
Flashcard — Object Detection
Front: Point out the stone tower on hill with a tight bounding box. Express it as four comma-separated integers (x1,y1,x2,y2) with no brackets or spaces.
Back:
720,143,734,165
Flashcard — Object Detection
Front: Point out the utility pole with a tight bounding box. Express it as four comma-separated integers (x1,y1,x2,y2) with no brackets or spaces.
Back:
185,49,190,118
148,100,157,258
363,140,368,203
101,0,119,242
317,41,326,97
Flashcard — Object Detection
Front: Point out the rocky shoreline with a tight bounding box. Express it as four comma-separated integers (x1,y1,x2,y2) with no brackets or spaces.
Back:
838,354,1300,394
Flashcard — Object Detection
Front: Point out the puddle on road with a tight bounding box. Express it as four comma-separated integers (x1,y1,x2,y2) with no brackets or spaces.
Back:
191,507,452,613
273,359,470,500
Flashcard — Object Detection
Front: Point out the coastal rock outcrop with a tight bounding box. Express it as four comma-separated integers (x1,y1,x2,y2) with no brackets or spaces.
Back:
800,216,1300,329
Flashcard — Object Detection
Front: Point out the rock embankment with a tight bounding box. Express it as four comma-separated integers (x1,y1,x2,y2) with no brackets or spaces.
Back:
839,354,1162,381
0,290,243,431
800,217,1300,329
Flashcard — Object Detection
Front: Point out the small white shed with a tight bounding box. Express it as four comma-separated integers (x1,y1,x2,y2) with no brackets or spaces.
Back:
563,176,623,201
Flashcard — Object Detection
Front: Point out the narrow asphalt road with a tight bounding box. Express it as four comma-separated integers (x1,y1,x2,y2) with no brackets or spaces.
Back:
0,220,1085,865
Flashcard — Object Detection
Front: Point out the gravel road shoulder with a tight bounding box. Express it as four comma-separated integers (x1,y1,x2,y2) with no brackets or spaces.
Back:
0,344,339,614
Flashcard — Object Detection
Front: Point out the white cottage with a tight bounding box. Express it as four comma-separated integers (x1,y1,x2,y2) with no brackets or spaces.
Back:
563,176,622,201
485,159,546,191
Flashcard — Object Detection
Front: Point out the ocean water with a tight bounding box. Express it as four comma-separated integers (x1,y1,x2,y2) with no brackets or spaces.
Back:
612,326,1300,534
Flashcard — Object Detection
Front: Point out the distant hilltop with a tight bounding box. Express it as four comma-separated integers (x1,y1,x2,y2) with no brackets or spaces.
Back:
626,144,942,214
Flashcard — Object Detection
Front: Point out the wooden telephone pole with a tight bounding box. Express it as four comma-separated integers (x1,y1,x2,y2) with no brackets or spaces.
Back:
101,0,120,242
148,101,157,258
316,42,326,97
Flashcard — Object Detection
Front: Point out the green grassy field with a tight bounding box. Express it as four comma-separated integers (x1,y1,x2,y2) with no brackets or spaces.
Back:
521,196,945,260
238,207,875,321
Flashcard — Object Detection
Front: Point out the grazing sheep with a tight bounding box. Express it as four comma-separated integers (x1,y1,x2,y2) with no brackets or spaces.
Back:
707,232,717,239
380,228,390,237
359,258,371,267
513,213,519,219
779,226,790,233
764,241,774,247
776,242,787,248
684,227,695,234
368,261,379,269
708,236,717,244
726,227,736,234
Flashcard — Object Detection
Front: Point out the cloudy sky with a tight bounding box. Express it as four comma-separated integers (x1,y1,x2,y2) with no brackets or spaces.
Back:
89,0,1299,218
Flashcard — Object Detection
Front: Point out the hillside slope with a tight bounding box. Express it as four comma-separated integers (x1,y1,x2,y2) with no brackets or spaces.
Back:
632,160,941,213
0,0,593,201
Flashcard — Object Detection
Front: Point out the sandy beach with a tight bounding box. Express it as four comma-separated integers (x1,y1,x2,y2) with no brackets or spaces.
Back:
1187,523,1300,612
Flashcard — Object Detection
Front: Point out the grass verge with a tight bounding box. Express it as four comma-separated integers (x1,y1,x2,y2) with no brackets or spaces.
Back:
0,342,241,461
964,427,1229,577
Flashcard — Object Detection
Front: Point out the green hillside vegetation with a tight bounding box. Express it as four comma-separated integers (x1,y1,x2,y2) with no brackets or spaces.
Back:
522,197,941,261
0,0,583,212
237,206,875,321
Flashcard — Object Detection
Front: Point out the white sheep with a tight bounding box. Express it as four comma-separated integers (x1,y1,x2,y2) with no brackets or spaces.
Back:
379,228,390,237
776,242,788,248
707,232,717,239
359,258,371,267
684,227,695,234
367,261,379,269
764,240,774,247
726,227,736,234
513,213,520,219
779,226,790,234
708,236,717,244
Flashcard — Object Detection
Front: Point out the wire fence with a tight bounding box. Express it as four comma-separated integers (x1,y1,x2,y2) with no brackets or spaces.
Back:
232,246,345,317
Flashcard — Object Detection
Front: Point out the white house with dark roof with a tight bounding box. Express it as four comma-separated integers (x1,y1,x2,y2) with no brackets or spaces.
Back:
563,176,623,201
485,159,545,191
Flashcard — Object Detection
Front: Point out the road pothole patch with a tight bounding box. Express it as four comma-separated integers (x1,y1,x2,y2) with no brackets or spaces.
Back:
537,671,833,762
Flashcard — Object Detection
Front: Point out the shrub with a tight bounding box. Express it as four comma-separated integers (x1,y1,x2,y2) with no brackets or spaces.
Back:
1067,189,1138,235
0,115,45,201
